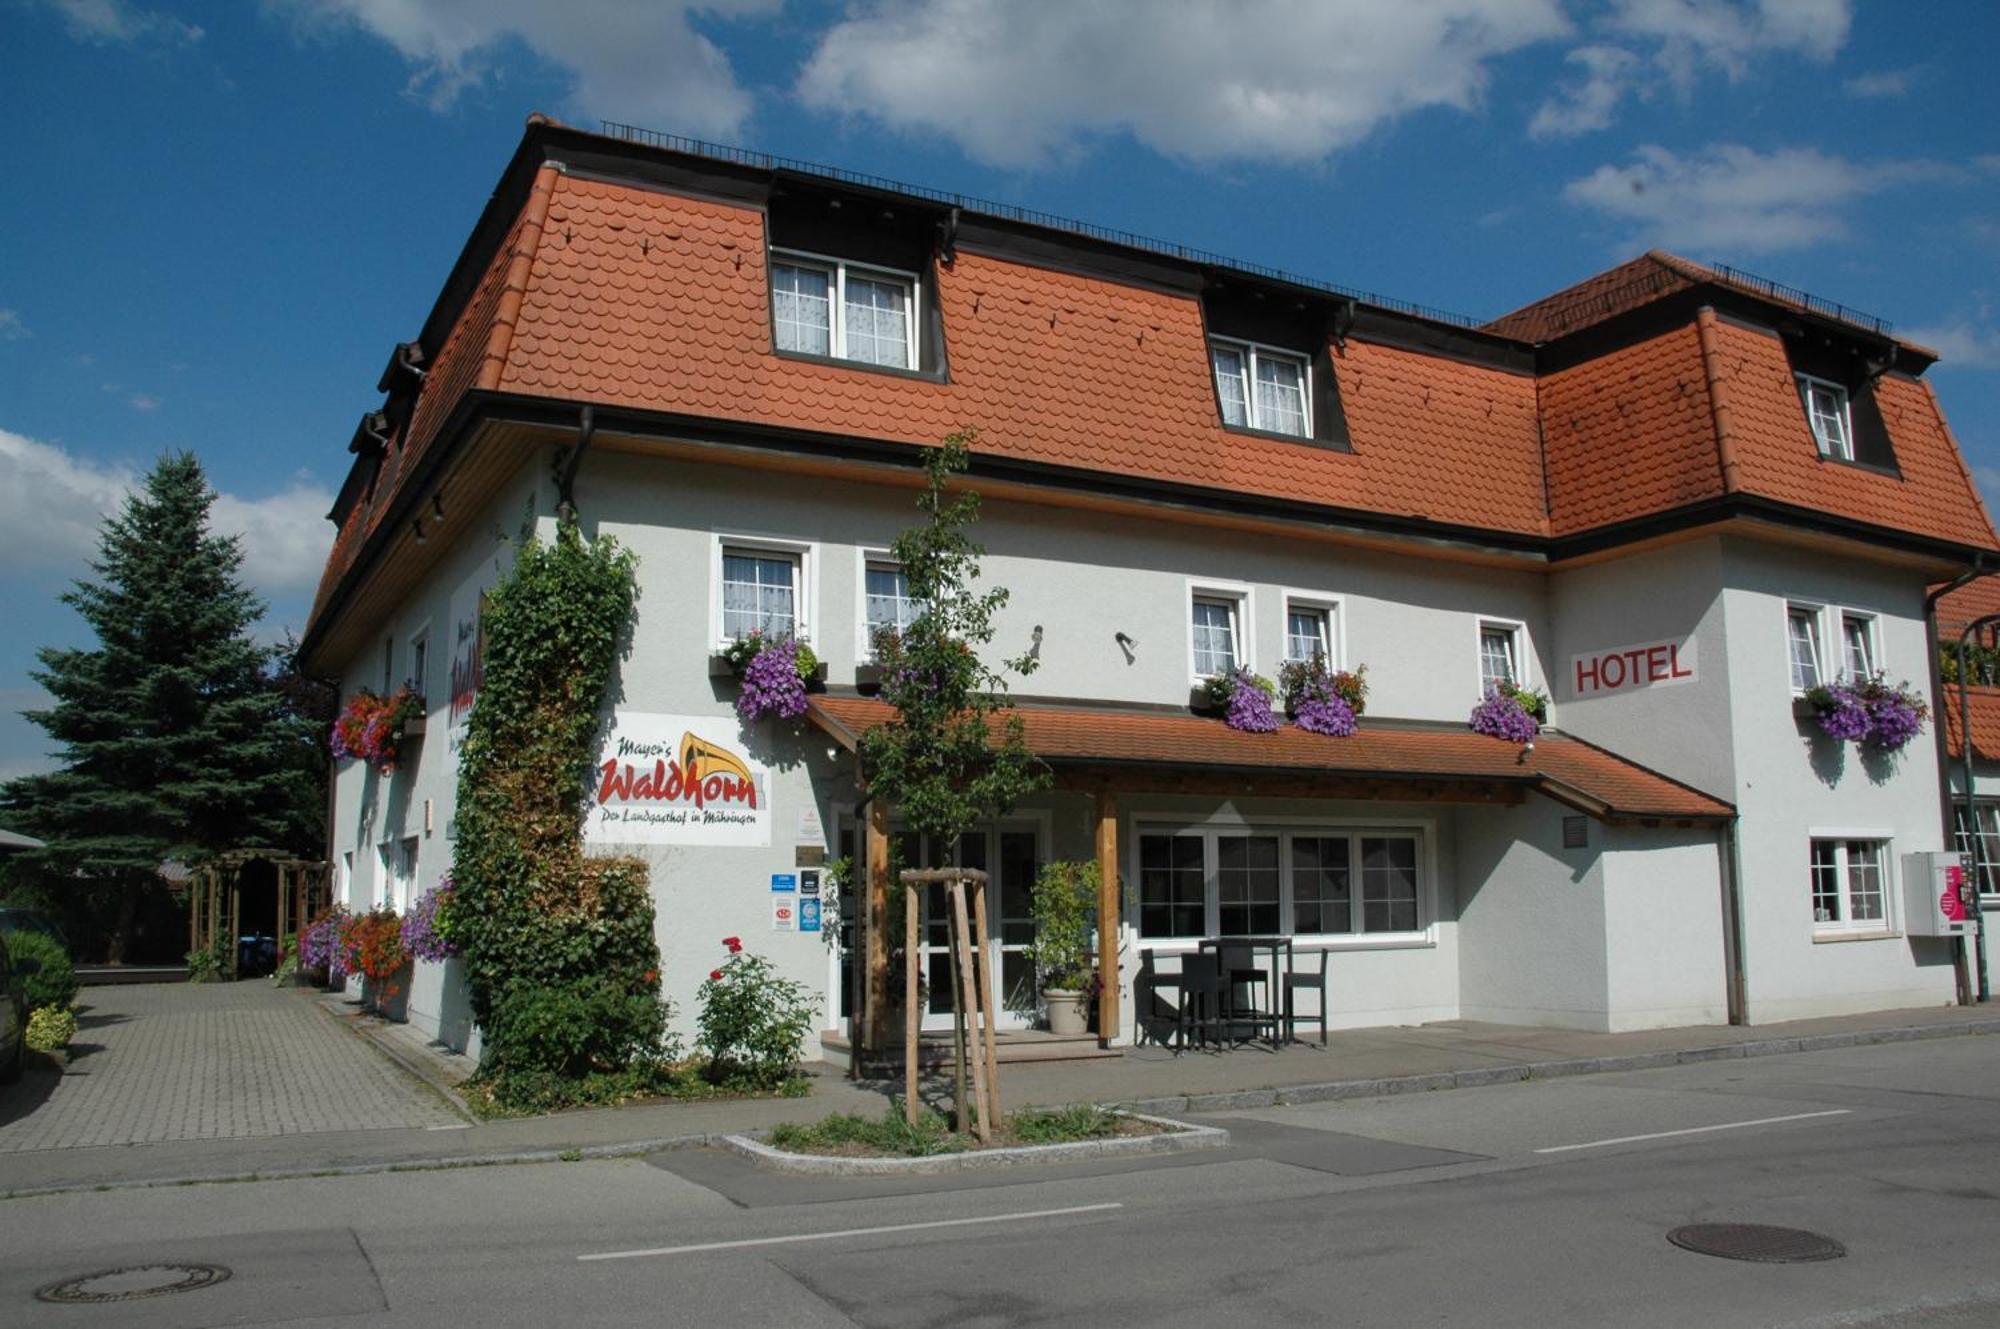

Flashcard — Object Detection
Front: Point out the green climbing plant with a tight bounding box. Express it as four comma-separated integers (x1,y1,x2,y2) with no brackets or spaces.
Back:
451,513,669,1108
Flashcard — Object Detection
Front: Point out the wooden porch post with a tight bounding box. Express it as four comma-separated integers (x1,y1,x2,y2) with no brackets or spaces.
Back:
1094,787,1120,1047
865,795,891,1054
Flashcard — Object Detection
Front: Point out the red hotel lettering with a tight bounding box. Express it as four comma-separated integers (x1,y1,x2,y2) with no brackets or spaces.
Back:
1576,641,1694,695
596,759,757,810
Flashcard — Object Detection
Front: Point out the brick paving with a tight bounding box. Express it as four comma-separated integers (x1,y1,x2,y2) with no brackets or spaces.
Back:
0,982,460,1153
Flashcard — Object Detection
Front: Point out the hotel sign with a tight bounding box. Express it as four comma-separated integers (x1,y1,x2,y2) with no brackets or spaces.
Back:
1569,637,1697,700
586,712,771,847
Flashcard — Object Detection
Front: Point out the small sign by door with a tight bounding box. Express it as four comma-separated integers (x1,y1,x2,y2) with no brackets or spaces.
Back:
772,898,797,931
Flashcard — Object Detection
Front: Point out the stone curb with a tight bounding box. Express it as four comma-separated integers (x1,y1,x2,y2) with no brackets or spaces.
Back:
1120,1017,2000,1118
0,1133,718,1202
5,1014,1993,1200
310,993,477,1123
717,1113,1229,1176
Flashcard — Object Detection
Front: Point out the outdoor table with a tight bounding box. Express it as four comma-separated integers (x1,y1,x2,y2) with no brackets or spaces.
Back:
1199,935,1291,1046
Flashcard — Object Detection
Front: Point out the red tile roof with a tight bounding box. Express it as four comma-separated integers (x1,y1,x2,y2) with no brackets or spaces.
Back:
1937,575,2000,639
806,695,1734,822
302,128,2000,661
1941,685,2000,762
500,174,1550,537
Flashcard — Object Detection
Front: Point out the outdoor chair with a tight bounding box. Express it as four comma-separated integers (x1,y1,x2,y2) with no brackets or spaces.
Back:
1210,938,1278,1045
1175,950,1231,1052
1133,950,1185,1050
1283,948,1329,1047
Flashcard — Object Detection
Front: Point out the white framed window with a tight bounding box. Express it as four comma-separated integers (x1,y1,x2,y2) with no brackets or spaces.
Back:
861,556,918,656
1283,595,1338,666
1210,338,1310,438
1952,802,2000,901
770,250,918,370
340,850,356,910
1809,837,1889,934
408,625,430,698
1478,620,1523,693
1188,583,1250,680
1797,375,1854,461
715,537,815,647
1137,822,1428,942
1840,612,1877,680
1788,604,1825,692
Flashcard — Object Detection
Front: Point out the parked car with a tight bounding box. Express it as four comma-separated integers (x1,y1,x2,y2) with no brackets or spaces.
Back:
0,908,68,954
0,942,24,1083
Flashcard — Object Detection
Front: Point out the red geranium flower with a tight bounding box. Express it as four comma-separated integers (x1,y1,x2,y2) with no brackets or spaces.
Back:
641,969,658,985
723,935,743,954
709,969,724,982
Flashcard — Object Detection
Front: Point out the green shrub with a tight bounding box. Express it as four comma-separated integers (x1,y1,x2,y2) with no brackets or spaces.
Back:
484,975,675,1082
184,940,228,984
1010,1103,1121,1143
769,1104,962,1157
1027,860,1097,990
698,944,818,1089
25,1004,76,1052
7,931,78,1012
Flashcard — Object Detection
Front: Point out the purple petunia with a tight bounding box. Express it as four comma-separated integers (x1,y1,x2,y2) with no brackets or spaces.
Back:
1223,669,1279,733
1469,687,1539,743
1293,692,1357,737
1809,676,1928,752
1866,695,1924,751
1814,687,1872,743
736,637,809,722
400,877,461,963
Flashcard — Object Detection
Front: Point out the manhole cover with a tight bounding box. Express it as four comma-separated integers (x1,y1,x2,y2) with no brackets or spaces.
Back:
35,1263,232,1304
1667,1223,1846,1263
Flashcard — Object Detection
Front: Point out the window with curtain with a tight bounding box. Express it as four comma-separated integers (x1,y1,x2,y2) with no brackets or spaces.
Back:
1209,338,1309,437
1841,613,1876,679
864,562,916,653
1788,606,1823,691
1479,625,1518,692
1797,376,1854,460
721,548,799,641
1191,595,1240,677
771,252,916,369
1286,604,1331,665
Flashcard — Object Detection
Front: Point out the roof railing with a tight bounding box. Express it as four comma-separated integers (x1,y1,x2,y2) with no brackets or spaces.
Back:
1703,260,1891,336
596,120,1484,330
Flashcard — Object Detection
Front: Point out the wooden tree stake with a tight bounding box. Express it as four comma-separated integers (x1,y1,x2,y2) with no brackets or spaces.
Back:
904,883,920,1124
947,879,992,1142
970,876,1003,1124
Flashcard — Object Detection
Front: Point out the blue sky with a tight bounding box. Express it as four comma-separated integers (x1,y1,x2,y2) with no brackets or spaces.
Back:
1,0,1996,781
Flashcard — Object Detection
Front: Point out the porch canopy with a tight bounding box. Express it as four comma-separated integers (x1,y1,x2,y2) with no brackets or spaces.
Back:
807,694,1732,1049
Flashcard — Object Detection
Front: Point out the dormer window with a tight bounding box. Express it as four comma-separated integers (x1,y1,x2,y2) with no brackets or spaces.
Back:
771,251,917,370
1210,339,1310,438
1798,375,1854,460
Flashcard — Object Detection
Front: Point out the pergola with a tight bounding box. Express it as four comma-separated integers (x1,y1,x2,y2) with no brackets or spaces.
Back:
185,849,330,978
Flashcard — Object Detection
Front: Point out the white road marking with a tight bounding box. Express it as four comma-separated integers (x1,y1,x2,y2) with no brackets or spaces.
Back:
577,1202,1124,1262
1533,1109,1852,1154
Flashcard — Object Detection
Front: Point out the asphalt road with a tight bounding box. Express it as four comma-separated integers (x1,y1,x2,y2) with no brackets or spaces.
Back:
4,1035,1999,1327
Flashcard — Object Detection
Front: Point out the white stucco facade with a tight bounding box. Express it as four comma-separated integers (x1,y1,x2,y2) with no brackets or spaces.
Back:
319,445,1975,1060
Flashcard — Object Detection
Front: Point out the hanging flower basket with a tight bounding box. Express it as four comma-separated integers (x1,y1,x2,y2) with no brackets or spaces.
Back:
1470,685,1541,742
1279,657,1366,737
722,633,822,722
1801,675,1928,752
329,686,426,772
1200,668,1279,732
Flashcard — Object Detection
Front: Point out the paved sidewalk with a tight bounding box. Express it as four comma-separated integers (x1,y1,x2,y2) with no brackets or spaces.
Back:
1,997,1994,1197
0,982,460,1155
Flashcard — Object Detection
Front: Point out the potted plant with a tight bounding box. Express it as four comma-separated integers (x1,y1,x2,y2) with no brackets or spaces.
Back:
354,907,412,1021
1801,674,1928,751
1028,860,1099,1036
1198,668,1280,732
1279,655,1366,737
330,686,426,772
1469,682,1544,741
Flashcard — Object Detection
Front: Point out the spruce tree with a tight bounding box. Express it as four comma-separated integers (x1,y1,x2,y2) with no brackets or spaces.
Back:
2,453,306,961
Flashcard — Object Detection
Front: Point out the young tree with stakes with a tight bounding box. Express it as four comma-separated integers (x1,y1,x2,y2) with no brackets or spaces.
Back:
1,454,311,962
860,430,1049,1135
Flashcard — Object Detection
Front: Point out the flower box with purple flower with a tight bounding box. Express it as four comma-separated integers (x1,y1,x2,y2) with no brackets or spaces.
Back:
1801,674,1928,752
1469,686,1540,743
1200,669,1280,733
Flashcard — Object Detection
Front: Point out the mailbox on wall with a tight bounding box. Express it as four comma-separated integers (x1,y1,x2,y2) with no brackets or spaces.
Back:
1902,852,1974,937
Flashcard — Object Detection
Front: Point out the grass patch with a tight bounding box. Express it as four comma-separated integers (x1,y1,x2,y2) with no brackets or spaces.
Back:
764,1103,1165,1158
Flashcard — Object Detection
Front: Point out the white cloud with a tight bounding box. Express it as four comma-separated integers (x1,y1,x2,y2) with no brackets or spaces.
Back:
277,0,776,139
0,429,334,597
1901,322,2000,372
796,0,1570,169
1563,143,1946,254
1531,0,1850,137
1843,68,1912,99
46,0,203,45
126,393,161,413
0,310,28,341
1529,45,1640,139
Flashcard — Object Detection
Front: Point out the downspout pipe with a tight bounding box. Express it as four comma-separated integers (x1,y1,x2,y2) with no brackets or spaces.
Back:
556,404,594,522
1927,561,1991,1006
1719,818,1748,1025
1955,612,2000,1004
